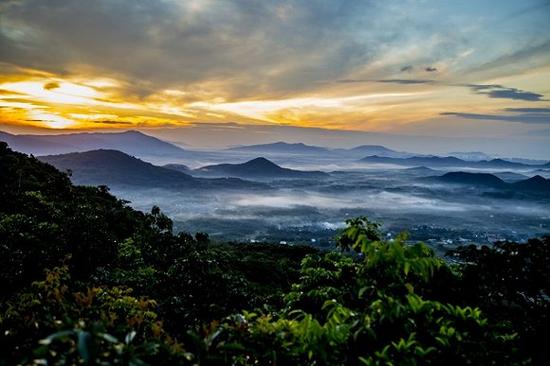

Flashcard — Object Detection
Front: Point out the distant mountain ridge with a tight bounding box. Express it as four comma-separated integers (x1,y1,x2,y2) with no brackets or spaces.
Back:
447,151,492,161
0,130,188,158
163,163,192,174
38,149,266,190
226,141,412,158
4,130,546,166
195,157,329,179
428,172,507,188
341,145,412,158
227,142,329,155
361,155,548,169
423,171,550,194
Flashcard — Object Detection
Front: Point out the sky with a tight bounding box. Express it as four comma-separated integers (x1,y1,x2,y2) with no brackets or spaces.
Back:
0,0,550,157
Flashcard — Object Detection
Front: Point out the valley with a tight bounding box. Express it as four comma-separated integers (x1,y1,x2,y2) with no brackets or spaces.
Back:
4,130,544,249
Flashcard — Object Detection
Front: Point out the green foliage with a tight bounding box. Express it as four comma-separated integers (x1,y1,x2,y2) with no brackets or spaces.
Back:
0,266,188,365
337,216,382,252
0,142,156,296
448,238,550,364
204,220,520,365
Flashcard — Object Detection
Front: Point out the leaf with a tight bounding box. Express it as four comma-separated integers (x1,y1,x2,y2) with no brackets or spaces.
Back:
38,330,75,345
77,330,92,364
219,342,247,351
100,332,119,343
129,358,149,366
125,330,137,344
404,262,411,276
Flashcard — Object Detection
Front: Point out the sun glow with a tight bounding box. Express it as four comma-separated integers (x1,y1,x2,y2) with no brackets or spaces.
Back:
1,80,101,105
28,111,76,129
189,92,426,122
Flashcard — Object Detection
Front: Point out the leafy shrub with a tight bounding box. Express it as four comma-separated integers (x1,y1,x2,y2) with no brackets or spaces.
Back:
201,218,521,365
0,266,190,365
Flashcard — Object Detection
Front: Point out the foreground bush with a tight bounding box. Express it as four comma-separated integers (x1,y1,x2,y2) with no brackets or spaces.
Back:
198,218,521,365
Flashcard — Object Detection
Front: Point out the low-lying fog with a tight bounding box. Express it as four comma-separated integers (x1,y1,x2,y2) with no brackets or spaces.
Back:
111,155,550,250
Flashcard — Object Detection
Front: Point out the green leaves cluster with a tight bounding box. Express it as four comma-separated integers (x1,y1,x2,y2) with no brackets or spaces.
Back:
199,217,520,365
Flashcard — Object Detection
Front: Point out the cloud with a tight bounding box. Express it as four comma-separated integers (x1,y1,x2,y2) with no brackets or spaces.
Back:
43,82,59,90
467,84,544,101
335,79,368,84
377,79,433,84
93,120,133,125
1,0,547,102
0,88,23,95
442,108,550,124
468,40,550,77
504,107,550,113
0,0,378,99
336,78,432,85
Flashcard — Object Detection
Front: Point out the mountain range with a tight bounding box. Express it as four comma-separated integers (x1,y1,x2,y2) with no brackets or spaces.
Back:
226,141,412,158
0,130,188,158
361,155,548,169
194,157,329,179
3,130,549,173
38,150,266,190
0,132,417,160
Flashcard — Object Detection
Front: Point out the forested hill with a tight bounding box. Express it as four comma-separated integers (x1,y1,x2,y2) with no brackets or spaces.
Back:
1,141,549,365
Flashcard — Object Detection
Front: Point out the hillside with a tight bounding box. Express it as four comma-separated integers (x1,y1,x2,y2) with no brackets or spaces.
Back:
0,130,189,158
195,157,329,179
513,175,550,191
428,171,507,188
39,149,266,189
163,163,192,174
0,141,316,363
0,141,548,365
39,149,195,187
424,171,550,194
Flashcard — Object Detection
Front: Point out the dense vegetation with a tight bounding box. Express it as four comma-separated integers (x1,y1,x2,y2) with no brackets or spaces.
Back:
0,142,548,365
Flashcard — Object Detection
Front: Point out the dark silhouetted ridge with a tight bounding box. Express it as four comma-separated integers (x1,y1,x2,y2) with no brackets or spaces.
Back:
196,157,328,179
38,149,267,190
513,175,550,191
435,172,506,187
39,149,194,187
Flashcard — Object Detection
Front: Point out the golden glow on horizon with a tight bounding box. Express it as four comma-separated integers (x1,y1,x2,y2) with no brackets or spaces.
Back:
1,80,101,105
0,67,549,133
190,92,428,123
29,111,76,129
